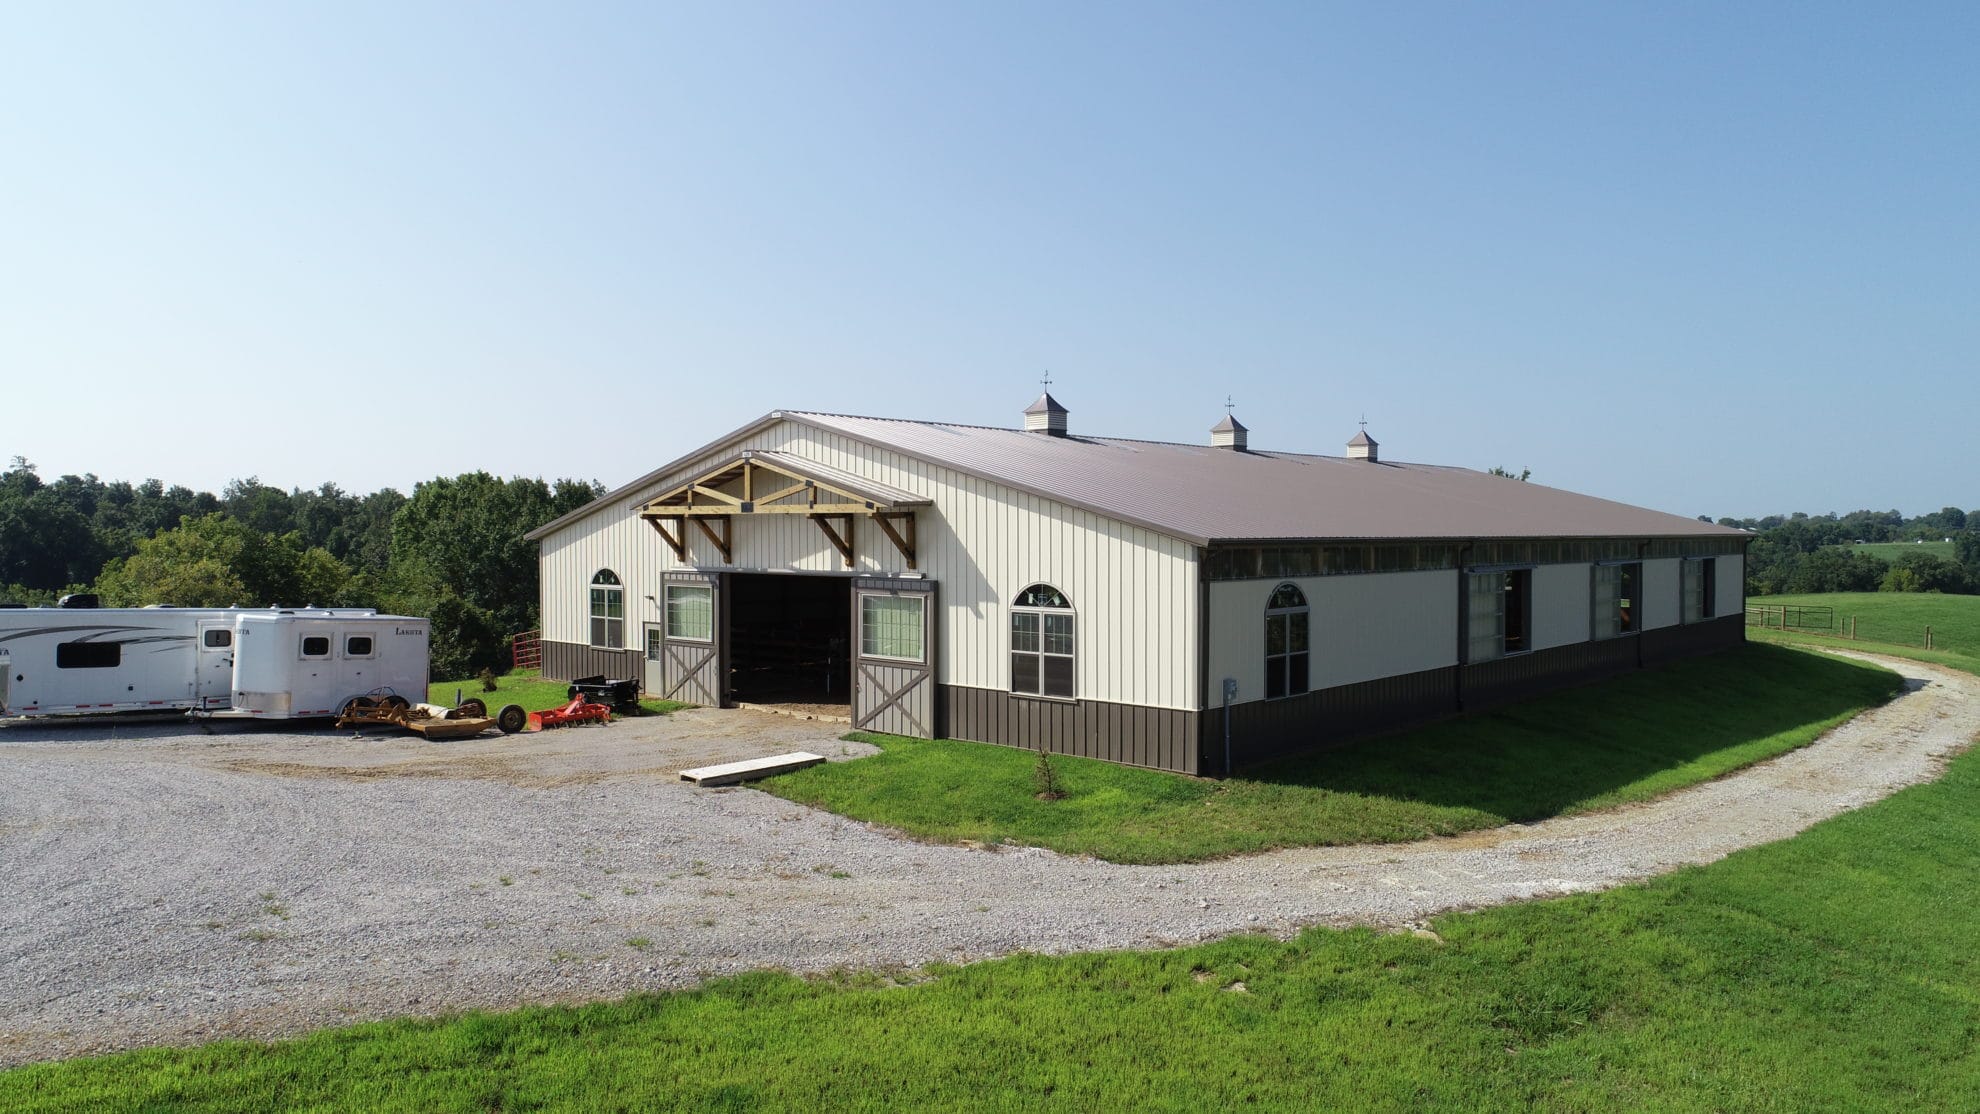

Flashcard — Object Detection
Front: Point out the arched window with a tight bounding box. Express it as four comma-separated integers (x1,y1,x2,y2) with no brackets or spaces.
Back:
1265,582,1309,699
1011,583,1074,698
590,569,624,648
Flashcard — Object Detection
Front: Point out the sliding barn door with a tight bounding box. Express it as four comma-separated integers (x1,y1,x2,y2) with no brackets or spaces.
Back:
851,579,936,738
659,571,725,707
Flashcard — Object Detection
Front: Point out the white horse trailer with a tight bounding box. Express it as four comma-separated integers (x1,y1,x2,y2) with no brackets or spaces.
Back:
213,611,428,719
0,607,428,721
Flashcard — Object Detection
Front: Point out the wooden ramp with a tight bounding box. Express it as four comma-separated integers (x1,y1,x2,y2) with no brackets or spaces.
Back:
680,751,827,787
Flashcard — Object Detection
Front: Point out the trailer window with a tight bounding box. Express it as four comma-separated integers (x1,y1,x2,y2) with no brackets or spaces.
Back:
345,636,374,657
300,636,331,658
57,642,121,669
202,629,233,649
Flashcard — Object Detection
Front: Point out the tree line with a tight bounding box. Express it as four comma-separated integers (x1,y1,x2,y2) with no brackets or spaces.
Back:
1708,507,1980,596
0,458,601,677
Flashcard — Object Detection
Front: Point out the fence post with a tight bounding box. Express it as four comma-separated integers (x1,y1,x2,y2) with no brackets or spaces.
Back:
1926,626,1934,650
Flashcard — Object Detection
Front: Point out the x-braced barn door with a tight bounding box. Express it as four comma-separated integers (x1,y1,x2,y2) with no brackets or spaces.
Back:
660,571,725,707
851,579,935,738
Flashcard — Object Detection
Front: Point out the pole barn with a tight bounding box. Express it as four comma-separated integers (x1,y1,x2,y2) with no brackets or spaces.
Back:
527,397,1748,775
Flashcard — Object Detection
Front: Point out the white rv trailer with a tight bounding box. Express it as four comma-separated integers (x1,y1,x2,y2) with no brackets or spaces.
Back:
0,607,428,720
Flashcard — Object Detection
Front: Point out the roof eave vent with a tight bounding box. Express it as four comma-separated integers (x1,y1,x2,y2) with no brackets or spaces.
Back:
1210,414,1248,451
1024,392,1068,437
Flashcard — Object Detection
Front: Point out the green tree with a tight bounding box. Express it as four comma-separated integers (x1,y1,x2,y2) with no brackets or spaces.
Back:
92,514,357,608
1781,548,1889,594
0,461,103,590
388,473,602,671
1880,551,1972,594
1486,466,1531,481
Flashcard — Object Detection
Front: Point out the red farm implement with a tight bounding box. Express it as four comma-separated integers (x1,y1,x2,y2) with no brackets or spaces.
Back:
527,695,613,730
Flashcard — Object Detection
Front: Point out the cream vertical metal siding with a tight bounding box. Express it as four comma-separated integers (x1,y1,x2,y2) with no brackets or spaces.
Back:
1529,563,1592,651
1206,571,1457,705
537,419,1201,711
1640,558,1681,629
1716,554,1744,614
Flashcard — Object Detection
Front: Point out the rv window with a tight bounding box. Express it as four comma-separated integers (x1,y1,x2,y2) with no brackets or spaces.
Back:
301,636,331,658
346,636,374,657
202,629,233,649
57,642,121,669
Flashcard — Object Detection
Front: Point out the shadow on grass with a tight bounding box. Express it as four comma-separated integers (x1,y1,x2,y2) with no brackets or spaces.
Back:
1237,643,1903,823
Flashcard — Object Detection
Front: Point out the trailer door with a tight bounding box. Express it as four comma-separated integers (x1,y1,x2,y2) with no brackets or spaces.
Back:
194,620,235,709
659,572,724,706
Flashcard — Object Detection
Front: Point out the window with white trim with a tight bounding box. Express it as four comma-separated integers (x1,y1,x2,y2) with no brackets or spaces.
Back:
1264,582,1309,699
646,626,663,661
664,584,712,642
860,593,925,662
590,569,625,648
1011,584,1074,698
1592,562,1641,639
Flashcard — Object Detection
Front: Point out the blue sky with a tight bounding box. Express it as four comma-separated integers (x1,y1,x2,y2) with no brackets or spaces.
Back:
3,2,1974,519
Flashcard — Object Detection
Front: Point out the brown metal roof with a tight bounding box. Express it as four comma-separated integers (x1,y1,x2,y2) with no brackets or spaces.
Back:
527,408,1746,547
787,412,1745,547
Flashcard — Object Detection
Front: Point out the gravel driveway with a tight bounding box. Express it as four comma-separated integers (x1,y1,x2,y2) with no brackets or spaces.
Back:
3,651,1974,1068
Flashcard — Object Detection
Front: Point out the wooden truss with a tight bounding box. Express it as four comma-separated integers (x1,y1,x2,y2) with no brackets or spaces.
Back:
639,453,924,570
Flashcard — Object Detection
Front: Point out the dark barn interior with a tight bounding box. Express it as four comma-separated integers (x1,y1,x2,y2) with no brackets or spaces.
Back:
725,574,851,711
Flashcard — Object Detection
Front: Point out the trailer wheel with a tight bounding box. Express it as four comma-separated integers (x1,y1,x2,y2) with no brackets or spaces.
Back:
496,704,527,734
456,697,487,719
384,695,410,710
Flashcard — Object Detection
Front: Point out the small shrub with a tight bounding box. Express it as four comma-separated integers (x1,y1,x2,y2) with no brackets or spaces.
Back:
1034,748,1065,801
478,667,498,693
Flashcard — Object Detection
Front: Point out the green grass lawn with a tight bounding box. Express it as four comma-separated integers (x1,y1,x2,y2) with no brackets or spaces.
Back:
4,653,1974,1110
760,644,1899,864
426,669,688,718
1829,540,1958,561
1747,591,1980,674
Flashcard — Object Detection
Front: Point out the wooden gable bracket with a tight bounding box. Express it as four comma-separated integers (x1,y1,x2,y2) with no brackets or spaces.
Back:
872,512,917,570
691,515,733,564
810,513,855,568
647,515,688,562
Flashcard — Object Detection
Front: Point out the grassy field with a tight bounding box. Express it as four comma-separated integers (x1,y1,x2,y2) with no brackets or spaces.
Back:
3,652,1972,1110
1747,591,1980,675
1829,540,1958,561
761,644,1899,863
426,669,688,718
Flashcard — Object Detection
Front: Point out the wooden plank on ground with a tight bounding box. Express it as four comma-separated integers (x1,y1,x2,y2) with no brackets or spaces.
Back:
679,751,827,787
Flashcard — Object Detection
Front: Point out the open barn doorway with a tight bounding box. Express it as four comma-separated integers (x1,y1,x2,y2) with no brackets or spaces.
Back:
726,573,851,718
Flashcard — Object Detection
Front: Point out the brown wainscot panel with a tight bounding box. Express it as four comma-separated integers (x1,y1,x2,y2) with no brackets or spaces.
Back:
939,686,1201,776
1641,614,1745,664
1461,636,1640,710
542,640,643,684
1202,665,1460,776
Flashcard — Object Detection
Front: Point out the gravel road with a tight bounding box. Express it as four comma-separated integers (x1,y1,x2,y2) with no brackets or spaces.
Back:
3,651,1973,1068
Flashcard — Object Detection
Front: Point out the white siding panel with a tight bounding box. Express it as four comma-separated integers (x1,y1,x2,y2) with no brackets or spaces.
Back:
1529,563,1592,651
535,420,1202,710
1716,554,1744,614
1640,559,1681,629
1206,570,1458,705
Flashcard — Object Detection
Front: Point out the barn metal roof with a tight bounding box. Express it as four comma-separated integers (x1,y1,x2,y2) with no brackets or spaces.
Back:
787,412,1744,546
526,409,1746,547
